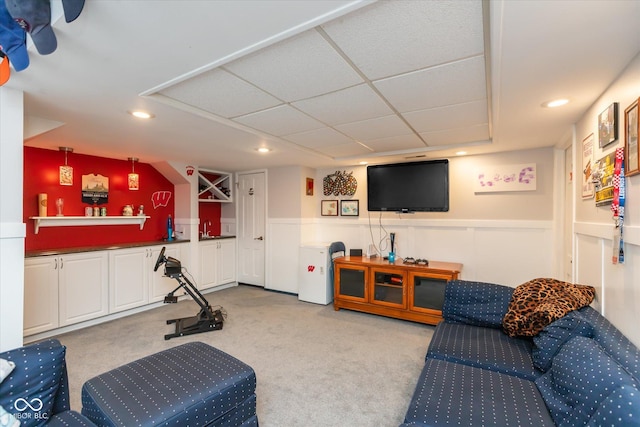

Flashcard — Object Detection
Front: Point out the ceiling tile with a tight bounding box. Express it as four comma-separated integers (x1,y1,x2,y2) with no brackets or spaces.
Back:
403,100,488,133
292,84,393,126
284,127,356,149
319,143,372,158
374,56,487,113
335,115,415,142
362,134,426,152
225,29,363,102
419,124,490,146
233,105,324,136
322,0,484,80
159,68,281,118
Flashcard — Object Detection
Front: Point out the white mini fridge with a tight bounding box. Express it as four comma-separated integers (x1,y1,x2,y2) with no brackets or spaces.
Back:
298,242,344,305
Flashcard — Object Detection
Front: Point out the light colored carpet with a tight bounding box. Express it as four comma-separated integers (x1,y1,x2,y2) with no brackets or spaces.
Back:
54,285,434,426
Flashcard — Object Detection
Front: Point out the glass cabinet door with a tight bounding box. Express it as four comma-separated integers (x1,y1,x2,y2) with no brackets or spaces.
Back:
335,264,367,302
370,268,406,308
409,273,448,313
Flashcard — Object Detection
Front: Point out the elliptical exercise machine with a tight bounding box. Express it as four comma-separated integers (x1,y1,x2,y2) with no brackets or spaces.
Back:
154,246,224,340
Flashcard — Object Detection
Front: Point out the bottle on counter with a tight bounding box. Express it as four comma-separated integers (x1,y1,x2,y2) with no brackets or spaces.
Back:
167,214,174,241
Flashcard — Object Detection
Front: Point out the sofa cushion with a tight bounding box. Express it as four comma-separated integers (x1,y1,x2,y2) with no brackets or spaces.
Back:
404,358,555,427
0,339,67,427
586,385,640,426
535,336,637,426
532,310,594,372
442,280,514,329
427,321,539,381
503,278,595,337
579,306,640,386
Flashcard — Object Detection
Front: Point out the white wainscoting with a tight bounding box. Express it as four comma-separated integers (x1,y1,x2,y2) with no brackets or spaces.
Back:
267,218,554,294
575,222,640,347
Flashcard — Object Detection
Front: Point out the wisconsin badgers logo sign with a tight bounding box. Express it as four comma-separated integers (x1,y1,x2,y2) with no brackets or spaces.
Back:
152,191,172,209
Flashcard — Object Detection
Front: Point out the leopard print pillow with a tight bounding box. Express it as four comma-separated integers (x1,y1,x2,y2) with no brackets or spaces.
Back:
502,278,595,337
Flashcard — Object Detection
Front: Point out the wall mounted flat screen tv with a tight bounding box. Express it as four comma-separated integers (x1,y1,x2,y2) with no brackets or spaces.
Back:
367,159,449,212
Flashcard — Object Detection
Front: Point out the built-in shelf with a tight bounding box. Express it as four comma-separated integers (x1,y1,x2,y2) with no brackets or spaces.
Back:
198,169,232,203
30,216,150,234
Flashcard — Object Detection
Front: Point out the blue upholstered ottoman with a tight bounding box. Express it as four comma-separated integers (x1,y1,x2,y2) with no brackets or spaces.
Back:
81,342,257,427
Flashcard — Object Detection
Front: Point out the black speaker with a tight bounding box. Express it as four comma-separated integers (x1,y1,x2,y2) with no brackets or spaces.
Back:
350,249,363,256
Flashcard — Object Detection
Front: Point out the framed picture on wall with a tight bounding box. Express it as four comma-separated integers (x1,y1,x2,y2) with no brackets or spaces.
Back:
598,102,619,148
321,200,338,216
625,98,639,176
340,200,359,216
581,133,594,199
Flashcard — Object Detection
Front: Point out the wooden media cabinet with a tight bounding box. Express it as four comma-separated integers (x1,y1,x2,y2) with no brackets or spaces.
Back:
333,256,462,325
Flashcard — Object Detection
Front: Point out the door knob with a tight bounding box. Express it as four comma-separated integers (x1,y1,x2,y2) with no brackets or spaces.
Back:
254,236,264,240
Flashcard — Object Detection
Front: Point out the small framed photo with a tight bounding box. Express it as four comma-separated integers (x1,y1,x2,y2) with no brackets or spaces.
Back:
625,98,639,176
598,102,619,148
306,177,314,196
340,200,359,216
321,200,338,216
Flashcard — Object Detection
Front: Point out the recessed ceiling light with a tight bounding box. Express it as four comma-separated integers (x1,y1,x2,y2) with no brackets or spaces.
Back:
456,151,467,156
128,110,155,119
359,161,368,165
541,99,569,108
257,147,270,153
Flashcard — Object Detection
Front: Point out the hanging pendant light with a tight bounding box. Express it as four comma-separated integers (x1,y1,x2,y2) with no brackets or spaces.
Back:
59,147,73,186
128,157,139,190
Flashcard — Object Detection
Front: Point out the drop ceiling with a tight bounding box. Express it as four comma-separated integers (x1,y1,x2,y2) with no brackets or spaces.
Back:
152,0,489,161
7,0,640,171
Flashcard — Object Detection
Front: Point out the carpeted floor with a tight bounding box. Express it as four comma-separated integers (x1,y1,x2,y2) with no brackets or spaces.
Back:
54,284,434,426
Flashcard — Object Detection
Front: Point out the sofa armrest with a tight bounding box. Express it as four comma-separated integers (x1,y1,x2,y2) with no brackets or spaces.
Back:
442,280,514,328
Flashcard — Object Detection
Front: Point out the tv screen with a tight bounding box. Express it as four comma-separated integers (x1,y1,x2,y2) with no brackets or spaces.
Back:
367,159,449,212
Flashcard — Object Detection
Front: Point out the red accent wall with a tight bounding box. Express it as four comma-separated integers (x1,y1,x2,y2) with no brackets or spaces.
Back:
24,147,181,251
199,202,222,236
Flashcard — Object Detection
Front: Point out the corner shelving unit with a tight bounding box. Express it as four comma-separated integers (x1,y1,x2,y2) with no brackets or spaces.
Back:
198,169,233,203
30,216,150,234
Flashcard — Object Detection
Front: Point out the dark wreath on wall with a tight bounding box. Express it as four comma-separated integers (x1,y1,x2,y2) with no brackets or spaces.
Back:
323,171,357,196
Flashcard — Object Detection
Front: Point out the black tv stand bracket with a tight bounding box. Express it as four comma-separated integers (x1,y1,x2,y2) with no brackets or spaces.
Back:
153,247,224,340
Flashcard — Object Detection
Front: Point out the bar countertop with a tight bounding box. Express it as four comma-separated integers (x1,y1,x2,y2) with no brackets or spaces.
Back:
25,239,190,258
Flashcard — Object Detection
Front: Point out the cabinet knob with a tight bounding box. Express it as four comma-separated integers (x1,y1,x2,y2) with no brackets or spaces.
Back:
254,236,263,240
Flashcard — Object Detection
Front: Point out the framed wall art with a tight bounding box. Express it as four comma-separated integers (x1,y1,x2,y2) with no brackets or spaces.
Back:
598,102,618,148
321,200,338,216
306,177,314,196
581,133,594,198
340,200,359,216
625,98,639,176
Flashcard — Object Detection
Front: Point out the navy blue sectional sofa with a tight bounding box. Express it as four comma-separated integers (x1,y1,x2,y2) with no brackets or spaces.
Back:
0,340,257,427
401,280,640,427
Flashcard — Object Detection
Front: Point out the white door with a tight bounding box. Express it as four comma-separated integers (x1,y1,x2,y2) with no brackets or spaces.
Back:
564,145,574,282
237,172,266,286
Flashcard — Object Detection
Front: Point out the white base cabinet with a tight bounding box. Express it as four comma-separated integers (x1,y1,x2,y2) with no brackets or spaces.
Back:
24,251,108,335
24,243,190,337
109,247,150,313
24,257,59,336
109,244,188,312
199,238,236,290
149,245,185,302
